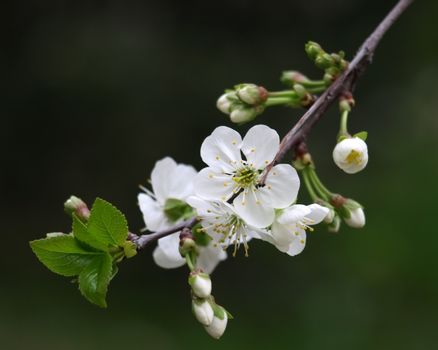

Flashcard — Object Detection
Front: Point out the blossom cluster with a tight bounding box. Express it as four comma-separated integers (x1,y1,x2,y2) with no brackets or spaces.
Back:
138,125,329,274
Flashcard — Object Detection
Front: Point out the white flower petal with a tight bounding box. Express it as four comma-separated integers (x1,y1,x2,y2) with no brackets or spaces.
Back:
285,229,307,256
200,126,243,172
138,193,170,231
305,204,330,225
241,125,279,169
277,204,310,225
270,221,295,249
259,164,300,209
197,245,227,274
150,157,177,204
153,245,186,269
194,167,237,201
233,189,275,228
157,232,184,263
167,164,198,200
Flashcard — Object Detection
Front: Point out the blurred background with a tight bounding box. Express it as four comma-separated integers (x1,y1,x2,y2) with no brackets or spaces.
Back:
2,0,438,349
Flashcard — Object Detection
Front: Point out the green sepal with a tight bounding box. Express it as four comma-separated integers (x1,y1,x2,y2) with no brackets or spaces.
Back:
344,199,363,211
30,235,100,277
72,214,108,251
193,224,212,247
337,205,351,219
87,198,129,247
78,253,112,308
164,198,195,223
209,303,226,320
353,131,368,141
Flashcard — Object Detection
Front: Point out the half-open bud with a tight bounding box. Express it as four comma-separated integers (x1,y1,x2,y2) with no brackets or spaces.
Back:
192,299,214,326
189,271,212,298
333,137,368,174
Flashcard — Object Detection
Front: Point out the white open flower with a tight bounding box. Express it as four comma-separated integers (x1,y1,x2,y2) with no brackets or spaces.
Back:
257,204,329,256
333,137,368,174
187,196,257,256
138,157,226,272
195,125,300,228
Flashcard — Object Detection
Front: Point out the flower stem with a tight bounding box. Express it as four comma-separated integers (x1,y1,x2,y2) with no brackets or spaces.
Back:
338,109,350,139
185,253,196,271
301,167,319,201
308,167,332,201
265,96,297,106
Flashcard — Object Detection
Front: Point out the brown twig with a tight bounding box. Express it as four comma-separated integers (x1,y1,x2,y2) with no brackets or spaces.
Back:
261,0,414,183
132,217,198,250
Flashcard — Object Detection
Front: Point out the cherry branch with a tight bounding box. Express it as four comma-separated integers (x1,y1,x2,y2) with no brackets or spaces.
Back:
131,217,198,250
261,0,414,183
130,0,413,249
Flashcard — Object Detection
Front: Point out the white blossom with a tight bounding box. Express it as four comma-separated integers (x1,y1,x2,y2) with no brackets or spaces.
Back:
138,157,226,272
187,196,258,256
257,204,329,256
195,125,300,228
333,137,368,174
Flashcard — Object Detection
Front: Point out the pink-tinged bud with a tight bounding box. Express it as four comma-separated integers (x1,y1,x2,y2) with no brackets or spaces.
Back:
236,84,268,105
64,196,90,221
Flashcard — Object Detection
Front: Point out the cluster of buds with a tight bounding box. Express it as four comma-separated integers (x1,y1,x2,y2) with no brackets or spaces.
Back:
179,229,231,339
189,271,231,339
217,84,268,124
294,151,366,233
305,41,348,83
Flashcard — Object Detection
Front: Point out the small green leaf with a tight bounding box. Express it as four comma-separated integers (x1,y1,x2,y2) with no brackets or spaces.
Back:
87,198,128,247
30,236,99,277
193,225,212,247
72,215,108,251
78,253,112,308
354,131,368,141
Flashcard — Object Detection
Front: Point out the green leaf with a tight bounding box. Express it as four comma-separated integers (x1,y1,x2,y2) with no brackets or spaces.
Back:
78,253,112,308
30,236,99,277
354,131,368,141
87,198,128,247
72,214,109,251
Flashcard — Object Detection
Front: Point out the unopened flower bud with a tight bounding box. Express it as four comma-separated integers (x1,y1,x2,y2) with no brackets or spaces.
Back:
293,84,307,98
230,105,262,124
315,53,335,69
345,207,366,228
64,196,90,221
179,236,196,256
333,137,368,174
305,41,323,60
236,84,268,105
281,71,309,86
192,299,214,326
323,207,336,224
189,271,212,298
204,305,228,339
216,92,236,114
327,214,341,233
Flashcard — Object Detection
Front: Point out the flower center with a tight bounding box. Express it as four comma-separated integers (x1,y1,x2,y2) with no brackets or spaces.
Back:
232,166,258,188
345,149,363,165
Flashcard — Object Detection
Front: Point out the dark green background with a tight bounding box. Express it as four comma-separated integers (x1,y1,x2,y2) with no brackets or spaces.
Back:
2,0,438,349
